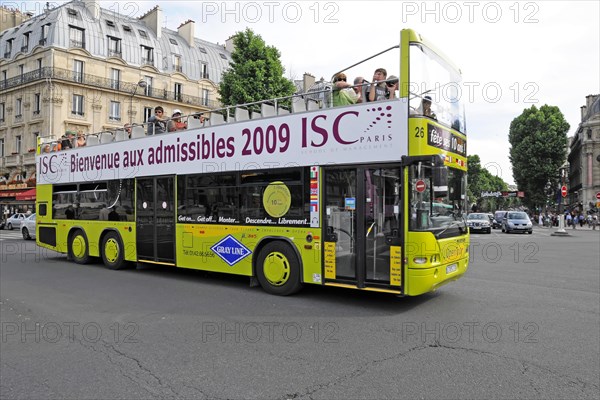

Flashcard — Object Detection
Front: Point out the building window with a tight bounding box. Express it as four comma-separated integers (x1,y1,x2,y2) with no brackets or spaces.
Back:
69,26,85,48
169,38,178,45
202,89,209,106
36,58,42,71
18,64,24,82
219,53,227,60
15,98,22,118
106,20,115,28
174,83,183,101
200,62,209,79
5,39,13,58
141,46,154,66
138,30,148,38
22,32,30,52
173,54,182,72
1,70,6,88
587,129,592,140
40,24,50,45
33,93,41,115
0,102,4,122
107,36,121,56
123,25,132,33
109,101,121,121
143,107,153,123
199,47,207,54
110,68,120,90
16,135,22,153
144,76,153,96
0,138,4,157
73,60,84,83
72,94,84,116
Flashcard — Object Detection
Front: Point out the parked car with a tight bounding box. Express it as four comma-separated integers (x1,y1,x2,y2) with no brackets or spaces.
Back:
466,213,492,234
502,211,533,234
493,210,507,229
21,213,36,240
0,220,5,230
5,213,26,230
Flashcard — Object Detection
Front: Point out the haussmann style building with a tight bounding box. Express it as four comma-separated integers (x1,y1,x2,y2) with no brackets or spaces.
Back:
0,0,232,216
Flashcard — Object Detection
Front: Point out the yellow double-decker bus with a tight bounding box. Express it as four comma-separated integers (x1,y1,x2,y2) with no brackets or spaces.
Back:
35,29,469,296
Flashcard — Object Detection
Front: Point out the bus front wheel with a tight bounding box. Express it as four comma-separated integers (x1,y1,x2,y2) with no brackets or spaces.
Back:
101,231,127,270
256,242,302,296
69,230,90,264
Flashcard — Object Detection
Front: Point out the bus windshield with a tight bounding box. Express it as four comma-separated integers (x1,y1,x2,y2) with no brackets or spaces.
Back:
409,161,467,237
409,43,466,133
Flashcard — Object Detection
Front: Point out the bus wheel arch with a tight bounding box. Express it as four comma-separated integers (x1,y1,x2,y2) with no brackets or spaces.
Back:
100,230,128,270
254,239,303,296
68,228,91,264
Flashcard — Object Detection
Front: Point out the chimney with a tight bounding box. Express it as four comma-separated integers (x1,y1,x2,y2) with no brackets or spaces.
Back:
303,73,315,92
83,0,100,20
178,20,195,46
225,36,235,53
581,105,587,121
139,6,163,39
586,94,599,109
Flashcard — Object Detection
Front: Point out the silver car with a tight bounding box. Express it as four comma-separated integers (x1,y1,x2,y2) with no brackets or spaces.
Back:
5,213,26,230
466,213,492,234
502,211,533,234
21,213,36,240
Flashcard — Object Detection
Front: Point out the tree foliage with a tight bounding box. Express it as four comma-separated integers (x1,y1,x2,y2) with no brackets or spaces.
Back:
219,28,296,107
508,105,569,210
468,155,509,211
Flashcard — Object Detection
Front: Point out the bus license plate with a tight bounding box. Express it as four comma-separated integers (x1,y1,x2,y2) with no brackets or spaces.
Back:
446,263,458,274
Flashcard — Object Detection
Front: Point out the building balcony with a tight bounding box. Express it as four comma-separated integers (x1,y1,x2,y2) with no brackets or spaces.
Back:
0,66,223,109
5,154,20,167
22,152,36,166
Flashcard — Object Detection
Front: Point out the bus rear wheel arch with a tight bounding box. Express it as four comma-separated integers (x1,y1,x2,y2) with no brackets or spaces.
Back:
255,241,303,296
68,229,91,265
100,230,128,270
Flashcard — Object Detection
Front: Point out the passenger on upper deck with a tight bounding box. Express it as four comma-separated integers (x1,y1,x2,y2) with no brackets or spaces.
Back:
124,123,132,138
386,75,399,99
418,95,437,120
148,106,167,135
61,131,75,149
167,109,187,132
76,131,86,147
353,76,367,103
366,68,389,102
331,73,358,107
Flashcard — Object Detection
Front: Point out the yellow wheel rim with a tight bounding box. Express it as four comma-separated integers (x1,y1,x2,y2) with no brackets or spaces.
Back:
104,237,120,263
72,235,87,259
263,252,290,287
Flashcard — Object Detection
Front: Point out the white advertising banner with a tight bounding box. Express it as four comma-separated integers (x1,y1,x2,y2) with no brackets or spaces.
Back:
38,100,408,184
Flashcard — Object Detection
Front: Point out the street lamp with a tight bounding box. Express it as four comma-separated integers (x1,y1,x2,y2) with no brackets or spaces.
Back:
129,79,147,124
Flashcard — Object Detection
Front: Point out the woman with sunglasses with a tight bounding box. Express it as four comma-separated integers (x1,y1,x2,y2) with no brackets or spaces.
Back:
332,72,358,107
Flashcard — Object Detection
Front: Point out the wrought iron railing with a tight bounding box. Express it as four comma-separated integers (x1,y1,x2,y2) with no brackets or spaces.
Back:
0,67,222,109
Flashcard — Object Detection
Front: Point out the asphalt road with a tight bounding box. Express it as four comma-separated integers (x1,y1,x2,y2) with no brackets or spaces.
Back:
1,227,599,399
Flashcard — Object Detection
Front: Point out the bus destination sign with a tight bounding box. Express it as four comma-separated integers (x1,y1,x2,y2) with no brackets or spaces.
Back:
427,124,466,157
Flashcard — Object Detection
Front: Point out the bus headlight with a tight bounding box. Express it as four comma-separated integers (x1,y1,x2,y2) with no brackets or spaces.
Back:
413,257,427,264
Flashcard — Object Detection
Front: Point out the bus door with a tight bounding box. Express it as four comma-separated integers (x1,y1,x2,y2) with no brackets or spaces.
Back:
136,176,176,264
323,167,402,289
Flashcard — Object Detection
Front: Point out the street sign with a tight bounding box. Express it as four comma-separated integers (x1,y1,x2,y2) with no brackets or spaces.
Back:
415,180,426,193
561,186,568,198
596,192,600,200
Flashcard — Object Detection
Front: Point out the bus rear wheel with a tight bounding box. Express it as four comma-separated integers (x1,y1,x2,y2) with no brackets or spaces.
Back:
69,229,90,264
101,231,127,270
256,242,302,296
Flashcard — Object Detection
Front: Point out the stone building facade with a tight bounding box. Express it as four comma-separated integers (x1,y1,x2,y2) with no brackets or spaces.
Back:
568,94,600,213
0,0,232,202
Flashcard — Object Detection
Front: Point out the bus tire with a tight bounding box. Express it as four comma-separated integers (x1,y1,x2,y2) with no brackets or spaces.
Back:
69,229,91,264
255,242,302,296
101,231,127,270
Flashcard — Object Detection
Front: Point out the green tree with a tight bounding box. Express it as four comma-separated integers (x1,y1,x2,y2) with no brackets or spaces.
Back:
219,28,296,107
509,105,569,210
467,155,508,211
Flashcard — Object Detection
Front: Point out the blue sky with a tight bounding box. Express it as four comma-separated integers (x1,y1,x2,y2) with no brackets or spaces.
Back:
47,0,600,185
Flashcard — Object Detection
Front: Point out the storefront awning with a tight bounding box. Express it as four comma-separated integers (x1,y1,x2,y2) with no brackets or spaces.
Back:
15,188,36,201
